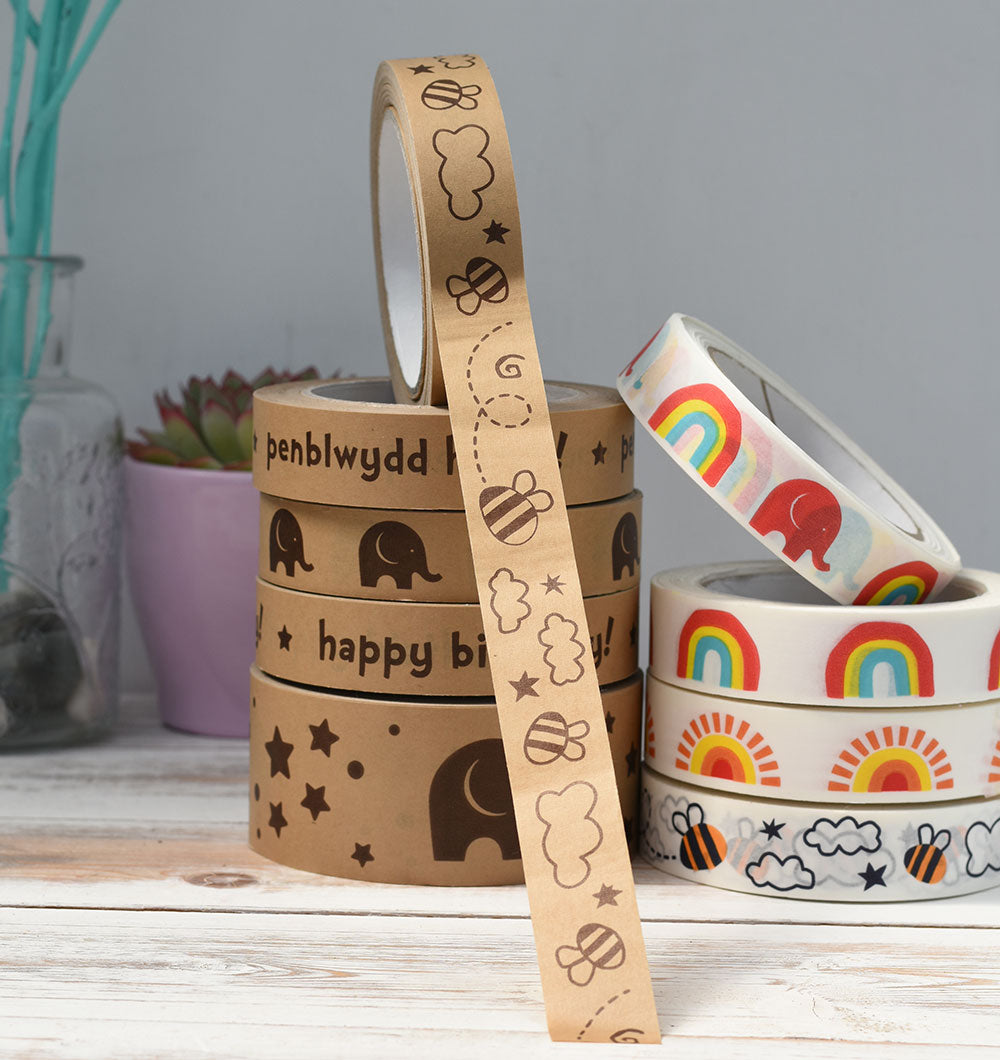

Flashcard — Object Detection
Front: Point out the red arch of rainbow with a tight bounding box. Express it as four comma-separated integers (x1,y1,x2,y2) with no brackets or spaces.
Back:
648,383,742,487
853,561,939,606
825,621,935,699
622,325,664,377
989,630,1000,692
677,608,761,691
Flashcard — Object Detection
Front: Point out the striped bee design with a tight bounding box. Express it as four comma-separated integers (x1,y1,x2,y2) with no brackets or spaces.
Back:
672,803,727,871
479,470,554,546
555,922,627,987
523,711,589,765
420,78,481,110
904,824,950,884
446,256,509,316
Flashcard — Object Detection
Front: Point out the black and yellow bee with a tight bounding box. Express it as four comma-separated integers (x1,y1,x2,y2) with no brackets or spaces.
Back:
904,824,950,884
672,803,727,871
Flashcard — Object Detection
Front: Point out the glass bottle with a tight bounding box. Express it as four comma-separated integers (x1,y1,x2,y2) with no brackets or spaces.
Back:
0,256,122,748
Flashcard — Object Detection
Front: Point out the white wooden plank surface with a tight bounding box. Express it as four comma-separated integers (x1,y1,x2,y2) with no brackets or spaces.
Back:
2,696,1000,1057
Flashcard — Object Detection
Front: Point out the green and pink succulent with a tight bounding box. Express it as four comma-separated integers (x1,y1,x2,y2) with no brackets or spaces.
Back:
127,368,321,470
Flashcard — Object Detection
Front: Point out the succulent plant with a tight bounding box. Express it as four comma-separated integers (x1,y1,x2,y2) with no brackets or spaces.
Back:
127,367,321,470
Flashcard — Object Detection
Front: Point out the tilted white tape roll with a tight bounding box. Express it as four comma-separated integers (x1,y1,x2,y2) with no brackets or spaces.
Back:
650,562,1000,707
618,315,960,604
640,766,1000,902
645,675,1000,804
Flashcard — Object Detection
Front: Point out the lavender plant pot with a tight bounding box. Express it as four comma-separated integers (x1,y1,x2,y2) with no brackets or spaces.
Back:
125,458,258,736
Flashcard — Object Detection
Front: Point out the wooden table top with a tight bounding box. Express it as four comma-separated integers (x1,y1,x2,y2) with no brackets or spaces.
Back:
3,698,999,1059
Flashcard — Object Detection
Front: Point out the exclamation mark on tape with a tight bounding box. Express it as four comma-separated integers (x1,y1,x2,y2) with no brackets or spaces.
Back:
256,604,263,648
604,616,613,657
556,430,567,468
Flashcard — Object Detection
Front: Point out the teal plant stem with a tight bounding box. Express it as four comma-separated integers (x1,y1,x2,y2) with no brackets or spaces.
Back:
0,0,120,594
0,1,28,240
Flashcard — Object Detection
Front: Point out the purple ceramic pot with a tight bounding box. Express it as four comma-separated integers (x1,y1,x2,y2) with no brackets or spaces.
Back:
125,458,258,736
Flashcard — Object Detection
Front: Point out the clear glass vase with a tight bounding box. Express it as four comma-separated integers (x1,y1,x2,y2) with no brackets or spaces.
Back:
0,256,122,749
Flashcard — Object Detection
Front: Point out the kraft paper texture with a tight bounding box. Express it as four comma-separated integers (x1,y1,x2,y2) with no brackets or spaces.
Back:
249,666,643,886
259,490,641,602
255,579,639,696
369,55,658,1041
252,377,635,510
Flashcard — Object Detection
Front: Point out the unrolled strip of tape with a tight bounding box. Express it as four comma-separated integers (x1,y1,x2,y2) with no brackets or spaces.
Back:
645,674,1000,804
252,377,634,510
255,579,638,696
640,764,1000,902
259,490,642,602
650,561,1000,706
371,56,658,1040
618,315,960,604
249,666,643,886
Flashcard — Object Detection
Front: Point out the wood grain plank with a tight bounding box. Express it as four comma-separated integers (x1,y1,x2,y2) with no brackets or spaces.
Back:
2,907,999,1059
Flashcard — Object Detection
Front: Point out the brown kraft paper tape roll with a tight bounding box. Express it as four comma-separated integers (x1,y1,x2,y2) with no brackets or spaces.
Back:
249,666,643,887
255,579,639,696
252,378,635,510
259,490,642,602
371,56,658,1040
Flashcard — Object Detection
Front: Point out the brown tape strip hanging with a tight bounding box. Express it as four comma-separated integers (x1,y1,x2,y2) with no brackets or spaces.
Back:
371,55,660,1043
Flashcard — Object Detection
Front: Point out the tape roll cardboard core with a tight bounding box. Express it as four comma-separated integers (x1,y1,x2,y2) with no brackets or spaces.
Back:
377,110,425,395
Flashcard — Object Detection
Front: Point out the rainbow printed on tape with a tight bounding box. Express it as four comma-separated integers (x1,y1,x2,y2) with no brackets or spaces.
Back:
651,562,1000,707
619,316,960,604
640,765,1000,901
645,674,1000,803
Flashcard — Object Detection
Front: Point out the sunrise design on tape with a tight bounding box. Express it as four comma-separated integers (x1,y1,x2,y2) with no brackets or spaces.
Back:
825,622,935,699
828,727,953,794
647,383,742,487
853,561,940,606
676,608,761,691
674,711,780,788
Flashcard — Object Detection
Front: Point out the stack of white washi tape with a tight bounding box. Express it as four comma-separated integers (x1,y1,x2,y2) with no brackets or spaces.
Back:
618,313,1000,901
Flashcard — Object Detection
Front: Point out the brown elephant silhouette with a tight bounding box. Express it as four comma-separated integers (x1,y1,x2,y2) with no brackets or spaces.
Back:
269,508,314,577
611,511,639,581
358,521,442,590
749,478,842,571
428,738,520,862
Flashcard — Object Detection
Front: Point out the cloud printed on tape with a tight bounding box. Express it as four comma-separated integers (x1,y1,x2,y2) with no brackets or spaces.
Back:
965,817,1000,877
745,852,815,892
535,781,603,888
538,612,586,685
803,816,881,858
432,124,494,221
488,567,531,634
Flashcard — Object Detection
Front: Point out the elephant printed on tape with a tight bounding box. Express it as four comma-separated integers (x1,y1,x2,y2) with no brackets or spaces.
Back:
748,478,842,572
429,738,521,862
269,508,314,577
611,511,639,582
358,521,443,591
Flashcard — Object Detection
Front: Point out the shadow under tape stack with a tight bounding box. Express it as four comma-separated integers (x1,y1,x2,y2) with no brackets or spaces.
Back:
621,314,1000,902
248,377,644,885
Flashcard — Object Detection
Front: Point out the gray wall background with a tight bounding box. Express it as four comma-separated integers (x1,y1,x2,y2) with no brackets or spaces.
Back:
6,0,997,694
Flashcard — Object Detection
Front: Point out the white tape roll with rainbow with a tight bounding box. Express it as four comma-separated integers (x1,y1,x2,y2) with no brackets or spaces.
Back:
618,315,960,604
649,563,1000,707
645,675,1000,804
640,766,1000,901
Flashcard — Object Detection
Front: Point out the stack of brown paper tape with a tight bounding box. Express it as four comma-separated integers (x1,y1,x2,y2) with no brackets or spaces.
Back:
249,377,644,886
250,54,661,1042
619,314,1000,903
